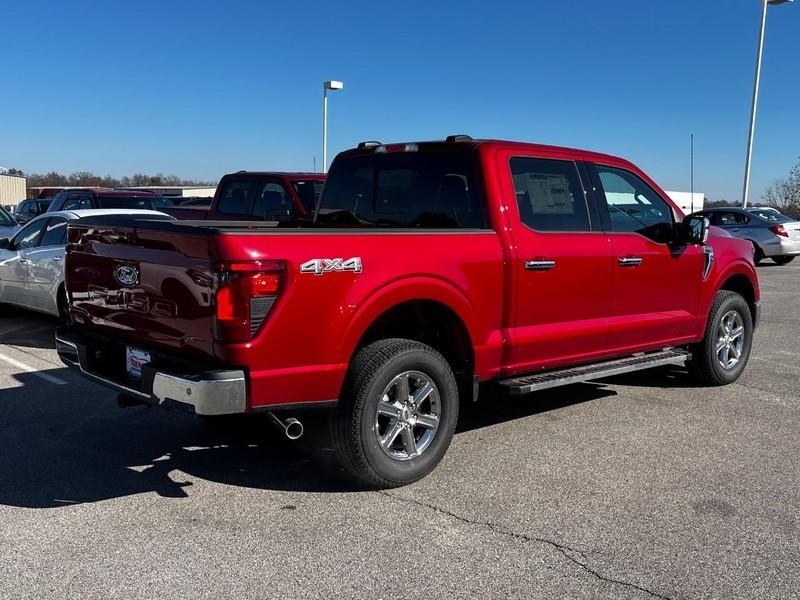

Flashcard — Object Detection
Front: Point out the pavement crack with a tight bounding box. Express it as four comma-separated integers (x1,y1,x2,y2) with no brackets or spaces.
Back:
381,491,673,600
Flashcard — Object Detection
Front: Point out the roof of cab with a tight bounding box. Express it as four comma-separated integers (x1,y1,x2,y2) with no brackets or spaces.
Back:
337,136,635,169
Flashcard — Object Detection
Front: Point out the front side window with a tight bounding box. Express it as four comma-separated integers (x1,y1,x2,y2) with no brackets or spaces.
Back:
318,152,485,228
594,165,674,243
510,157,590,232
12,219,47,250
39,218,68,247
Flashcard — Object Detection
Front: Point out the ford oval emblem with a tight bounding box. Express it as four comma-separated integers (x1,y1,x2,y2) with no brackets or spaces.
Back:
114,265,139,287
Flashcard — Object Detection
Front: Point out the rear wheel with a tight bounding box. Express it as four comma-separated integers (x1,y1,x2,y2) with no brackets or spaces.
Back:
773,256,795,265
689,291,753,386
331,338,459,488
57,286,69,321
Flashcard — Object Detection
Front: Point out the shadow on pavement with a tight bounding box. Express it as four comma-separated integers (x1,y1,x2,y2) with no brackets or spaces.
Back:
0,308,58,350
0,361,701,508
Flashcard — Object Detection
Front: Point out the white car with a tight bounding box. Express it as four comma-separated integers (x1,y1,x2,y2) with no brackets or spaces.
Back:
0,209,174,318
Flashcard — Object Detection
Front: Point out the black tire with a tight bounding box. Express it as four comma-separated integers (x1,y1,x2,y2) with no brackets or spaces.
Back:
689,291,753,386
331,338,459,488
750,242,764,265
57,285,69,321
773,256,795,265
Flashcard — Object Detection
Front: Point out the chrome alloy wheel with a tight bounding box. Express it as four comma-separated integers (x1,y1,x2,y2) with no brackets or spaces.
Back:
375,371,441,461
716,310,745,370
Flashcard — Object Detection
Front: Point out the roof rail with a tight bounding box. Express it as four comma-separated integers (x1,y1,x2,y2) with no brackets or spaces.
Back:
357,141,382,149
445,134,473,143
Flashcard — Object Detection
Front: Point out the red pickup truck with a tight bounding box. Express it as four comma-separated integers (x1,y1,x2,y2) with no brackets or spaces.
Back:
57,136,760,488
163,172,325,223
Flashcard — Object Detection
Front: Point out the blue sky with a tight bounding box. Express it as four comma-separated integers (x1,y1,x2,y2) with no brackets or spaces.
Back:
1,0,798,201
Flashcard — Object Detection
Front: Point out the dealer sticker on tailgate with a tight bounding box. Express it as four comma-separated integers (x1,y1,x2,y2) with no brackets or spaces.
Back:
126,346,150,379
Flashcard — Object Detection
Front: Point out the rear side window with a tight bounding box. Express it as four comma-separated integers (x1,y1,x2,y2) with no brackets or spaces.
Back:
318,152,485,228
39,218,68,246
217,180,294,219
510,157,590,232
715,212,750,226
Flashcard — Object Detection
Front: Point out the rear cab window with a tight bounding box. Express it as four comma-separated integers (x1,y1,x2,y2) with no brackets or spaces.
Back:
217,179,296,219
317,150,486,228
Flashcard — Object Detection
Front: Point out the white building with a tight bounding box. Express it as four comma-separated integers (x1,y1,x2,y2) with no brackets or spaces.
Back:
0,173,27,209
665,191,704,215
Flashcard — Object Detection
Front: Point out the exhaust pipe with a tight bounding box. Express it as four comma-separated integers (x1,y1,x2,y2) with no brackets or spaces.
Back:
267,412,304,440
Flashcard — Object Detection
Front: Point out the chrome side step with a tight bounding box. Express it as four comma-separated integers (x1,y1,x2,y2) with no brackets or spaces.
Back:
500,348,692,395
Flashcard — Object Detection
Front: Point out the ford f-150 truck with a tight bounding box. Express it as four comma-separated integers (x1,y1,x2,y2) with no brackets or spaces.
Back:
56,136,760,488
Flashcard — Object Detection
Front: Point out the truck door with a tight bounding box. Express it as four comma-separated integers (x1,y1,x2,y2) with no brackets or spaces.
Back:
500,152,613,374
588,163,704,351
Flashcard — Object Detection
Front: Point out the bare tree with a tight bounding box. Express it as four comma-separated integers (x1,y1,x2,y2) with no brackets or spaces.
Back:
762,158,800,218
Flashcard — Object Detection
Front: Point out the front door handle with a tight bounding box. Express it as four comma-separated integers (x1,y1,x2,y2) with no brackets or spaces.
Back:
18,258,28,264
618,256,643,267
525,259,556,271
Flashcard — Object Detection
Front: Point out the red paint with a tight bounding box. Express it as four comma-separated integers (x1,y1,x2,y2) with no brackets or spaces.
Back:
64,139,759,409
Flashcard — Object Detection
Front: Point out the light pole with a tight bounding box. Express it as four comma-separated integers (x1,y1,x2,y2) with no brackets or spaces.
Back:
322,80,344,173
742,0,794,207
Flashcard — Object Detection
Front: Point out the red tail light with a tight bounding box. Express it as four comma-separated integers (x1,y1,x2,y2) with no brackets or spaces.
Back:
770,224,789,238
214,261,283,342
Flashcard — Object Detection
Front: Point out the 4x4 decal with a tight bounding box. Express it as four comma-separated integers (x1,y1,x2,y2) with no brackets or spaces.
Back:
300,257,362,276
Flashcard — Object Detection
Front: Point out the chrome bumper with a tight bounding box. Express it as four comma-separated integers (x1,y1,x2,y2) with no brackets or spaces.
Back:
55,334,247,416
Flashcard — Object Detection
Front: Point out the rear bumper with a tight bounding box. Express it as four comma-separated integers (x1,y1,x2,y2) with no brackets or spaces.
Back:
55,327,247,416
762,237,800,257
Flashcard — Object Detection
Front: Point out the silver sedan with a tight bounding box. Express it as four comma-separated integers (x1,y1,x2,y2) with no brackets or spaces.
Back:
694,207,800,265
0,209,173,318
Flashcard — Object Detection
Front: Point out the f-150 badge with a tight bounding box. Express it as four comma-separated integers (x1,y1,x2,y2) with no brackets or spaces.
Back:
300,257,362,275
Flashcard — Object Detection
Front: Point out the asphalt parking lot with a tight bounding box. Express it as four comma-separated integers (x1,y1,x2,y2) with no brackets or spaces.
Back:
1,264,798,600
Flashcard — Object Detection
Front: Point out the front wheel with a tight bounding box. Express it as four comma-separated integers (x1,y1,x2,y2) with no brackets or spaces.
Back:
689,291,753,386
331,339,459,488
773,256,795,265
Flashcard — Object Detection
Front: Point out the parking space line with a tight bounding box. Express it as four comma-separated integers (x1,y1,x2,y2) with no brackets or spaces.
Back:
0,352,67,385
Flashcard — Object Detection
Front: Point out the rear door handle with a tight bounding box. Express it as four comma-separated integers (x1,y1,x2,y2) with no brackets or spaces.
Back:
618,256,643,267
525,259,556,271
52,256,62,262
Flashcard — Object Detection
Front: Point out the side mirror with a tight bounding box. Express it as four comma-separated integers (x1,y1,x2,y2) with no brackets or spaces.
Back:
682,215,710,245
0,238,9,250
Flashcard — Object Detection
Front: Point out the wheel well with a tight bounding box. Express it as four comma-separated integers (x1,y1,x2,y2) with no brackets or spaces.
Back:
355,300,475,398
720,275,756,322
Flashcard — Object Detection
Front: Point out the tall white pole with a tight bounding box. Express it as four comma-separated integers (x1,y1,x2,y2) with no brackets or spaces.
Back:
322,86,329,174
743,0,769,208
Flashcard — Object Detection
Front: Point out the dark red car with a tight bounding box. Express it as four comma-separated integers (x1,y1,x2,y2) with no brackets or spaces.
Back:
163,172,326,223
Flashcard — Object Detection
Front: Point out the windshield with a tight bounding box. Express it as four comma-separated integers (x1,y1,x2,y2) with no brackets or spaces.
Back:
97,195,173,209
291,180,323,213
750,209,792,223
317,152,485,228
0,206,15,226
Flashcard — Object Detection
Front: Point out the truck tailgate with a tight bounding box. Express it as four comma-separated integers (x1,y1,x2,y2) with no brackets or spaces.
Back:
66,220,218,362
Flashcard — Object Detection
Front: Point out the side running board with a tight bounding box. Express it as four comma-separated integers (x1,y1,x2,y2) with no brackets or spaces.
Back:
500,348,692,395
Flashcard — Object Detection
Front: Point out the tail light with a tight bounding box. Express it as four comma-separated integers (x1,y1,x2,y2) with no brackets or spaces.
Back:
214,260,283,342
770,224,789,238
